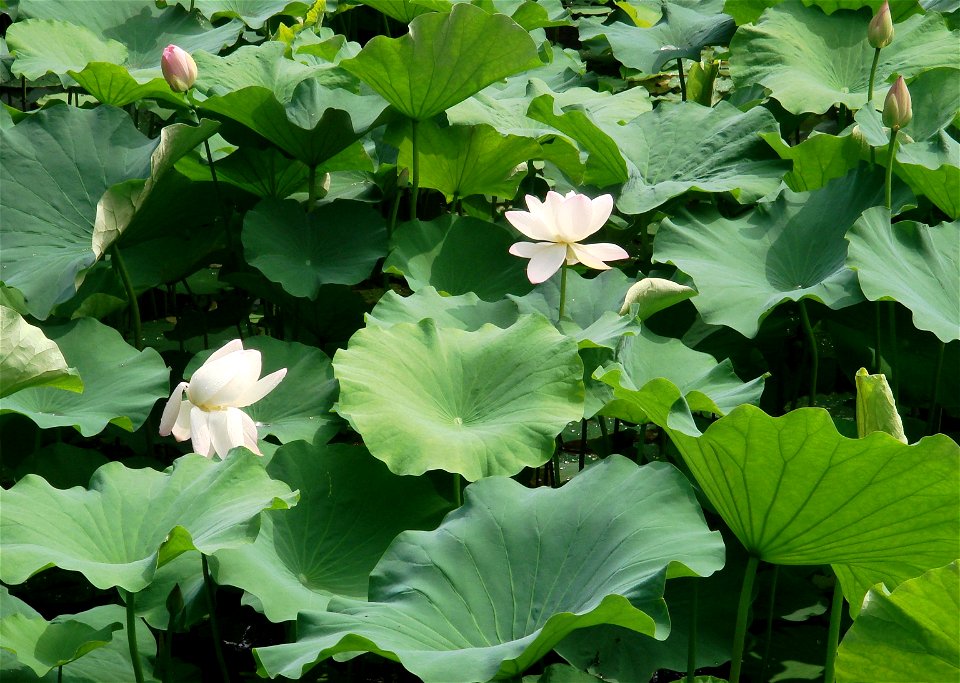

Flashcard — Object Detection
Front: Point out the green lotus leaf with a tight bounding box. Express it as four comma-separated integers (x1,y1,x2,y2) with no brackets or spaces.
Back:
835,562,959,683
653,167,913,337
723,0,783,24
129,551,208,632
0,597,158,683
189,0,309,29
0,614,120,677
0,449,297,593
243,199,387,297
596,328,767,426
361,0,453,23
197,146,310,200
522,665,605,683
254,456,725,681
17,0,243,75
193,42,329,102
366,287,520,331
6,19,127,85
0,307,82,398
68,62,186,108
0,318,167,436
185,336,339,445
333,315,584,480
579,2,735,75
729,3,959,115
510,269,643,349
340,3,541,120
199,79,390,168
212,441,451,622
384,215,533,301
620,277,698,320
893,131,960,220
387,119,541,201
593,377,960,615
896,68,960,143
0,106,156,319
610,102,789,215
760,131,862,192
847,207,959,343
921,0,959,12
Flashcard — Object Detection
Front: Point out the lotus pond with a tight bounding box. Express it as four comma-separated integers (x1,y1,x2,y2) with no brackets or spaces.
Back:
0,0,958,682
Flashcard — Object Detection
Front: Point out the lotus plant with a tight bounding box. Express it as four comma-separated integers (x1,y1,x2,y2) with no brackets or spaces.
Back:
507,190,628,318
159,339,286,458
161,44,198,93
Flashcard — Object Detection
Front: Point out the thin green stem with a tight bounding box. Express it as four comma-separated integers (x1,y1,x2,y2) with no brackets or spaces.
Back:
553,435,563,487
885,127,900,211
867,48,881,166
201,554,231,683
410,119,420,220
190,106,231,254
597,415,610,454
823,578,845,683
799,300,818,406
558,264,568,320
123,590,145,683
306,165,318,213
928,340,945,434
677,58,686,102
729,555,760,683
578,419,587,471
452,473,463,507
686,580,699,683
111,245,142,350
760,565,780,681
58,666,63,683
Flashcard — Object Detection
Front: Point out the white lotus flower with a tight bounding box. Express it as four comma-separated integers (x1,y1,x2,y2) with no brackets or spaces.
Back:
159,340,287,458
506,191,629,284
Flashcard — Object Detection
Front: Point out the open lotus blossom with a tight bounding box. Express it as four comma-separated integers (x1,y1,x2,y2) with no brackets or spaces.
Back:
506,191,629,284
159,340,287,458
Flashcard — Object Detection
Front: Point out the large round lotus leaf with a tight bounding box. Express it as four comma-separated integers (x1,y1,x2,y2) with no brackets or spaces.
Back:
243,199,387,298
893,131,960,220
193,42,324,102
185,336,339,445
729,4,959,115
597,328,767,425
190,0,307,29
760,130,862,192
253,456,726,682
0,318,168,436
366,287,520,332
387,119,541,201
17,0,243,75
0,613,120,677
847,207,959,343
384,215,533,301
199,80,391,168
0,307,81,399
608,102,789,215
579,2,735,75
0,450,297,593
592,376,960,616
0,106,156,319
333,315,584,480
835,562,959,683
653,166,913,338
5,19,127,85
340,3,541,120
212,441,451,622
68,62,186,108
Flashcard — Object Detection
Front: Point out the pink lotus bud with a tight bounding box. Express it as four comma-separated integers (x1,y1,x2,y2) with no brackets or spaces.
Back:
161,44,197,93
868,1,894,49
882,76,912,130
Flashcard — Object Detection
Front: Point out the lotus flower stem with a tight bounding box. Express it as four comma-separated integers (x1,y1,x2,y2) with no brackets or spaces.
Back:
759,565,779,680
885,128,899,210
58,666,63,683
452,473,463,507
110,245,142,350
410,119,421,220
823,578,845,683
867,48,881,110
558,264,568,320
201,554,231,683
928,340,945,434
123,589,146,683
578,420,587,470
677,58,687,101
729,554,760,683
686,579,699,683
798,300,818,406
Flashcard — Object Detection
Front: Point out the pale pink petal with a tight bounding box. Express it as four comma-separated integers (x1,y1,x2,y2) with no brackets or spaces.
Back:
171,399,194,442
189,350,262,408
525,243,568,284
235,367,287,407
509,241,541,257
159,382,188,437
540,191,566,233
570,242,630,270
240,411,261,455
557,193,596,242
524,194,545,213
505,210,556,241
208,409,245,459
205,339,244,365
589,194,614,233
189,406,213,458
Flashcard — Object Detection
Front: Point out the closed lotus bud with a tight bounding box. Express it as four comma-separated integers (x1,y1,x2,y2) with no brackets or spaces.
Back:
882,76,912,130
161,44,197,93
868,1,894,49
855,368,907,443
